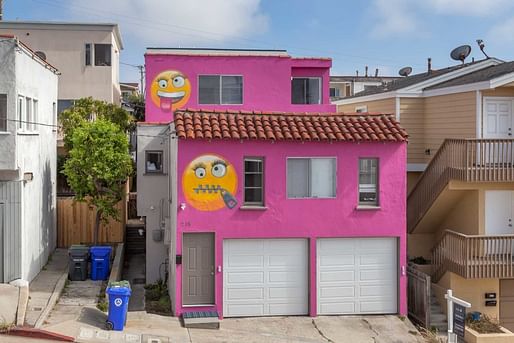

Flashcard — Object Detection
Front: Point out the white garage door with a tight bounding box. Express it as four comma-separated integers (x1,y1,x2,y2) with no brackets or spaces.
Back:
317,238,398,315
223,239,309,317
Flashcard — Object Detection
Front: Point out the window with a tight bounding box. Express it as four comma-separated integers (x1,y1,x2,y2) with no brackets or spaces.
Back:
0,94,6,131
292,77,321,104
85,43,91,66
355,105,368,113
287,158,335,198
94,44,111,66
145,151,163,173
329,87,340,97
359,158,378,206
32,99,38,131
52,102,57,130
57,99,74,114
198,75,243,104
25,97,32,131
18,96,23,129
244,158,264,206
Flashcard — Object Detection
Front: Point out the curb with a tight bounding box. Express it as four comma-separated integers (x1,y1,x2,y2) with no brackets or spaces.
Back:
34,271,68,329
16,283,29,326
4,327,74,342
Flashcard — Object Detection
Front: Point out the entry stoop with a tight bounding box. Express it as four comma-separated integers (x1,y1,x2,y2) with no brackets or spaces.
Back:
182,311,220,329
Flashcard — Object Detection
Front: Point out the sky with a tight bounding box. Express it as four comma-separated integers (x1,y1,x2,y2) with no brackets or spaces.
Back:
4,0,514,84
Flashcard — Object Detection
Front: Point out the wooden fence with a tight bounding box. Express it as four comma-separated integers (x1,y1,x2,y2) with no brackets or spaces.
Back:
57,196,127,248
407,265,431,328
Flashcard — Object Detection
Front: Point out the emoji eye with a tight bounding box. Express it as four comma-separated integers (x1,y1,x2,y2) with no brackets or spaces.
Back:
211,163,226,178
158,79,168,88
194,167,206,178
173,76,185,87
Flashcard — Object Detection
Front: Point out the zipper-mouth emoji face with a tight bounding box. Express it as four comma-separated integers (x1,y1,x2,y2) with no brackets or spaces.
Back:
150,70,191,112
183,154,238,211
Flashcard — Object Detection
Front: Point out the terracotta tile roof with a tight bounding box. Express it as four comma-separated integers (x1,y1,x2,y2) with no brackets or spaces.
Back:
174,109,408,143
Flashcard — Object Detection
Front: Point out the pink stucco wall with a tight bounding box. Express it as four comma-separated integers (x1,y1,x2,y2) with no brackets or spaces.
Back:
175,139,407,317
145,53,336,123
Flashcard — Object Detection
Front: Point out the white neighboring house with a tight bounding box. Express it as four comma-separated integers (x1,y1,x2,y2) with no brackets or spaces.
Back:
0,35,59,283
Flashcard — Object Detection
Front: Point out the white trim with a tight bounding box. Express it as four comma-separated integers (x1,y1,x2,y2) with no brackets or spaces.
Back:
476,90,482,138
407,163,427,172
482,96,514,139
395,97,400,121
423,81,491,97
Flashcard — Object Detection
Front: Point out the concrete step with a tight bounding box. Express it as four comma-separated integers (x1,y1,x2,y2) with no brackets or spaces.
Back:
182,311,220,330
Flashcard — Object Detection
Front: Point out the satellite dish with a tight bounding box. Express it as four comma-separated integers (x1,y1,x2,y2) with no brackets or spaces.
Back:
398,66,412,77
34,51,47,61
450,45,471,63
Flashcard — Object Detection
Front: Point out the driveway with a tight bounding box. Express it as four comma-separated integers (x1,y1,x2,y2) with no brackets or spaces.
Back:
39,311,425,343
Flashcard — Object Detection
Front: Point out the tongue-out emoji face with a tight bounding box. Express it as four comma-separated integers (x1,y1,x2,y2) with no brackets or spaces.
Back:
150,70,191,112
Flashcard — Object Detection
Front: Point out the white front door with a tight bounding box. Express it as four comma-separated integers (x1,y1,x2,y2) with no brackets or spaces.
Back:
317,238,398,315
483,98,513,139
223,239,309,317
485,191,514,235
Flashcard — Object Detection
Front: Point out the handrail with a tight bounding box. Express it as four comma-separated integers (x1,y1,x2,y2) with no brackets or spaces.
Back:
432,229,514,282
408,138,514,233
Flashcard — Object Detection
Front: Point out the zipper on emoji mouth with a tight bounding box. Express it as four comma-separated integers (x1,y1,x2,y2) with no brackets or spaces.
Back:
193,184,222,194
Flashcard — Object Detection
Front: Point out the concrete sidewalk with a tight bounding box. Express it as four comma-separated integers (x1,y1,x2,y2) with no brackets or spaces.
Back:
25,248,68,327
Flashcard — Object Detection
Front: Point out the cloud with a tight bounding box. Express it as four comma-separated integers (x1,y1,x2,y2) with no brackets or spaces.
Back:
424,0,513,16
489,16,514,43
66,0,270,46
369,0,418,38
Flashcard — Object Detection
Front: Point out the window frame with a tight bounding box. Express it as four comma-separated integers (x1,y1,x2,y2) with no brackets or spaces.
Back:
291,77,322,105
286,157,337,199
355,105,368,113
329,87,340,97
0,94,7,132
145,150,164,174
17,95,24,130
32,99,38,132
25,97,32,132
198,74,244,105
243,157,265,207
358,157,379,206
94,43,112,67
85,43,92,66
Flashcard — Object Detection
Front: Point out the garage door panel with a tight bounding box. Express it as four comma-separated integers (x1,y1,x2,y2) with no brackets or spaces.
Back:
224,239,308,317
318,238,398,315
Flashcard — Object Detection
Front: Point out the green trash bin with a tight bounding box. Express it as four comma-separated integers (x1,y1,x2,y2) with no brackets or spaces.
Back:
68,245,89,281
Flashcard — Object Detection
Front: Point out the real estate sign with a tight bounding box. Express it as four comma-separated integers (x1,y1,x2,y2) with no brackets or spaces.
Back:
453,303,466,338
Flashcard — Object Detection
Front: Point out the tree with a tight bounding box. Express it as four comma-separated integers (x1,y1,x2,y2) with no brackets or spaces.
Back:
63,119,133,244
126,93,145,122
60,97,133,150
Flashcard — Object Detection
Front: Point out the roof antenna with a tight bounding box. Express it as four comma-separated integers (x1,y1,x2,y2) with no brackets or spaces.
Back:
476,39,490,59
450,45,471,64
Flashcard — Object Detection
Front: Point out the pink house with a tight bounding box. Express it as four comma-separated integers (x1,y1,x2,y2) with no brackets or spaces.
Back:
137,49,407,320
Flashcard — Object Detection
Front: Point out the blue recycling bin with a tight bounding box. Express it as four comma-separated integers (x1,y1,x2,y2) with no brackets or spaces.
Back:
90,246,112,280
106,281,131,331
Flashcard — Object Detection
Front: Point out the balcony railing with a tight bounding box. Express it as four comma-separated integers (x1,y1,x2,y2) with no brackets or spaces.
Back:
408,139,514,232
432,230,514,282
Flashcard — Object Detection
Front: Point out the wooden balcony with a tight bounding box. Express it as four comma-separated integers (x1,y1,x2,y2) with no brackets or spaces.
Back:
408,139,514,233
432,230,514,282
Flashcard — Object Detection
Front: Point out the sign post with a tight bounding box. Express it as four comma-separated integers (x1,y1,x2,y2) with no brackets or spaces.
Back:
445,289,471,343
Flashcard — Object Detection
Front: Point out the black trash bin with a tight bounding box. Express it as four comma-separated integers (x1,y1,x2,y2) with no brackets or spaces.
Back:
68,245,89,281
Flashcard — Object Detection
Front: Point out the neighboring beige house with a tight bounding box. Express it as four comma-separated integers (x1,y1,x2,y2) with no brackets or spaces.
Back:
0,21,123,110
330,74,400,99
334,58,514,331
120,82,139,102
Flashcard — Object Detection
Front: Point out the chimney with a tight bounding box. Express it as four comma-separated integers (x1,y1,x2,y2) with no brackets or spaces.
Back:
427,57,432,73
356,70,359,77
365,65,368,77
375,68,379,77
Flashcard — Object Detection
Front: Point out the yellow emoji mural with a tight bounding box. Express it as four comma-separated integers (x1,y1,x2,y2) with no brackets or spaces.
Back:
150,70,191,112
182,154,238,211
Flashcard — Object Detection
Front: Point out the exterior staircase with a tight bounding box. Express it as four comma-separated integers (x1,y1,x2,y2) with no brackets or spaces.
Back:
408,138,514,233
126,219,146,255
429,293,447,334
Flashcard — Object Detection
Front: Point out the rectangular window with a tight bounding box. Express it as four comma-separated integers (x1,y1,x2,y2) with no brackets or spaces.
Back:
0,94,6,131
355,105,368,113
25,97,32,131
287,158,335,198
85,43,91,66
18,96,23,129
145,151,163,173
52,102,57,130
292,77,321,104
94,44,111,66
32,99,38,131
329,87,340,97
198,75,243,104
244,158,264,206
359,158,378,206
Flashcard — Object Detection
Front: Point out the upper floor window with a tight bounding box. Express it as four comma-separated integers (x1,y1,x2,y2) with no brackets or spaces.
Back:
292,77,321,104
329,87,340,97
0,94,6,131
287,158,335,198
244,158,264,206
85,43,92,66
355,105,368,113
198,75,243,105
359,158,378,206
18,96,23,129
146,150,163,174
94,44,112,66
